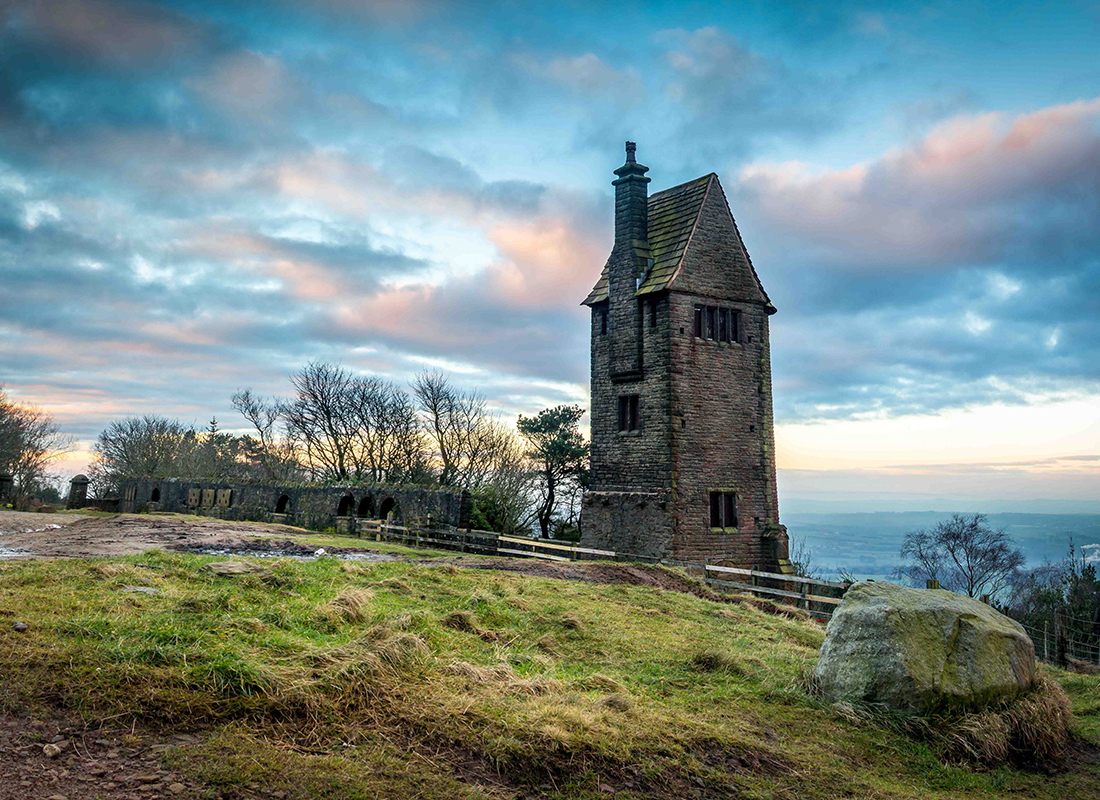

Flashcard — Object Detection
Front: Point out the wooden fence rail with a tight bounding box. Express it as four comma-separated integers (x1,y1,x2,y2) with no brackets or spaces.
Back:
344,518,849,615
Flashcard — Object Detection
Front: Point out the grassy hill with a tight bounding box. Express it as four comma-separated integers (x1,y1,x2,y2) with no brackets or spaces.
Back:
1,547,1098,799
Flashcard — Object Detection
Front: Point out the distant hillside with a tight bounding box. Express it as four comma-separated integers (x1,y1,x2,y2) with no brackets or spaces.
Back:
785,512,1100,581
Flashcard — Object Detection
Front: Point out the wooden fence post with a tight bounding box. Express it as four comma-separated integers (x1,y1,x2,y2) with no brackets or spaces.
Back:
925,578,939,589
1055,608,1068,668
1044,620,1049,662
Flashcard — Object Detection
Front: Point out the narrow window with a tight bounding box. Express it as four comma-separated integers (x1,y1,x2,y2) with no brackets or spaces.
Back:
718,309,727,342
709,492,721,528
723,493,737,528
731,310,740,343
618,395,640,431
693,306,702,337
599,308,607,335
649,299,657,329
706,306,716,340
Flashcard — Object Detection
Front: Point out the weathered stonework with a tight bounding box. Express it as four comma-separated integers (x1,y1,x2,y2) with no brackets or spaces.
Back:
580,144,789,570
114,478,470,533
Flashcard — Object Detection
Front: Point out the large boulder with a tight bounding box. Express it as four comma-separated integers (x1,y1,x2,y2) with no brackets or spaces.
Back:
815,581,1036,714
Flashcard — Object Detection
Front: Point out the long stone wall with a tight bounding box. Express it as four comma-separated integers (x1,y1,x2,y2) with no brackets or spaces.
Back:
111,478,471,533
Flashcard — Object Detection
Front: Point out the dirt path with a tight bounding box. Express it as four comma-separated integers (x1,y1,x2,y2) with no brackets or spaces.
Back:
0,510,373,560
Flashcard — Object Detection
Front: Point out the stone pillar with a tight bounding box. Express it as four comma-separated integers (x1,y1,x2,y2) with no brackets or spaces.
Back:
0,473,13,503
68,474,90,509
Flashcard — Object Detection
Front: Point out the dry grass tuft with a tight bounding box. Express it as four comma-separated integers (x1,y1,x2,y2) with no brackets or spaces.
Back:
441,610,480,634
443,564,460,576
389,611,417,630
574,673,627,694
505,675,564,696
536,634,561,655
690,648,748,675
90,563,141,580
328,587,374,623
444,660,516,684
559,613,584,631
375,632,429,668
601,692,634,712
942,676,1073,768
341,562,367,575
1067,657,1100,676
378,577,411,593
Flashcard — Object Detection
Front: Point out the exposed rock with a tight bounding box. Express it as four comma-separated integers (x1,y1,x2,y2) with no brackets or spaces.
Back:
815,581,1035,714
42,743,62,758
13,621,28,632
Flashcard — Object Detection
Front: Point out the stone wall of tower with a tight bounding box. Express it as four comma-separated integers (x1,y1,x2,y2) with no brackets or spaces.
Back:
586,295,673,491
666,291,785,569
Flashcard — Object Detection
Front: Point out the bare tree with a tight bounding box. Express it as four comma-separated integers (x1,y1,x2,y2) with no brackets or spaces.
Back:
231,389,301,481
0,388,73,496
788,536,820,579
894,513,1025,598
412,371,509,490
89,415,194,493
282,362,359,481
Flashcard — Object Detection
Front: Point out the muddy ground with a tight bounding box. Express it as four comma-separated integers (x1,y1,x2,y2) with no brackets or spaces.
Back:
0,510,383,561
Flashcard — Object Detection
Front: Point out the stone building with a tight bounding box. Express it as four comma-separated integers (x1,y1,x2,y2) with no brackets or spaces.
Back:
579,143,790,571
106,478,470,534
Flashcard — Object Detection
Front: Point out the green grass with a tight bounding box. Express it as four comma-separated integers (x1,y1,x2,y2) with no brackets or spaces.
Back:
1,552,1097,799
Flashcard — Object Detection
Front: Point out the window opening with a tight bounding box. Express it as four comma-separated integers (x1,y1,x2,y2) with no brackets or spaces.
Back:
617,395,640,432
693,305,741,343
599,308,607,335
150,487,160,502
275,494,290,514
649,299,657,329
709,491,738,528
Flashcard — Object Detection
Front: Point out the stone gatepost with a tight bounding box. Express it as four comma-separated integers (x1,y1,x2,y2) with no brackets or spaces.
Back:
68,474,90,509
0,473,13,503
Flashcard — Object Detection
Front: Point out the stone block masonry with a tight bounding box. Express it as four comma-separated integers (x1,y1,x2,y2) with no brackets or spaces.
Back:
104,478,470,534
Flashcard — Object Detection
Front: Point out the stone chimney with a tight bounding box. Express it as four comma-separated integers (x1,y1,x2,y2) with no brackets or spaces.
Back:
607,142,650,381
612,141,650,252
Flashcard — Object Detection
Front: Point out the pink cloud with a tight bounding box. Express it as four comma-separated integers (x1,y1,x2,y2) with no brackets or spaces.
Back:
738,97,1100,266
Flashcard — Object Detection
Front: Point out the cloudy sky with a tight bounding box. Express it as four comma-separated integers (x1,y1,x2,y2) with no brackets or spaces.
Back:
1,0,1098,507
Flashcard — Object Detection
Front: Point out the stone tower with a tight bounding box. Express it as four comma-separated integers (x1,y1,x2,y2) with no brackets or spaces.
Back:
579,143,789,570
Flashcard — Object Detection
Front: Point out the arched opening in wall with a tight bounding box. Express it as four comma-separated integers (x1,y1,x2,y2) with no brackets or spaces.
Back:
275,494,290,514
150,487,160,502
379,497,400,523
337,494,354,517
357,495,374,518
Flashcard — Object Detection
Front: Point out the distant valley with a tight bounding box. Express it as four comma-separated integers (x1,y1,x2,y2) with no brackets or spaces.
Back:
785,511,1100,581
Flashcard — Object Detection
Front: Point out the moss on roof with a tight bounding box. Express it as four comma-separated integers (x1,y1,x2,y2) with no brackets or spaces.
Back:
582,173,715,305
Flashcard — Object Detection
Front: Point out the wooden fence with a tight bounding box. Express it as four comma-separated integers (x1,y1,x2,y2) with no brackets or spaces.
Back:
349,519,849,615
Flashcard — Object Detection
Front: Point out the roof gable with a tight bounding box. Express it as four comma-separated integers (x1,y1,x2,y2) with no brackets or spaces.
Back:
582,173,771,309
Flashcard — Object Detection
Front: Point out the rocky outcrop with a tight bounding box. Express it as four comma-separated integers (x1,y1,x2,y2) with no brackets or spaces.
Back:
815,581,1036,714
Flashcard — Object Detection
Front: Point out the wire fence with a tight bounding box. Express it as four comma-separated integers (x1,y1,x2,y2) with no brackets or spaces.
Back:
1019,620,1100,666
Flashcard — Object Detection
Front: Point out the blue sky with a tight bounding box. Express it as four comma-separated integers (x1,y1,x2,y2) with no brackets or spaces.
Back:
1,0,1098,505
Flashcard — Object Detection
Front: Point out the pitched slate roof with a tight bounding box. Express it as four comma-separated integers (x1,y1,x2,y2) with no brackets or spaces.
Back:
581,172,771,309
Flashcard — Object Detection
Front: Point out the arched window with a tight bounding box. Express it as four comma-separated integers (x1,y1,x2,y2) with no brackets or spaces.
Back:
150,487,161,502
357,495,374,518
337,494,354,516
275,494,290,514
379,497,400,523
